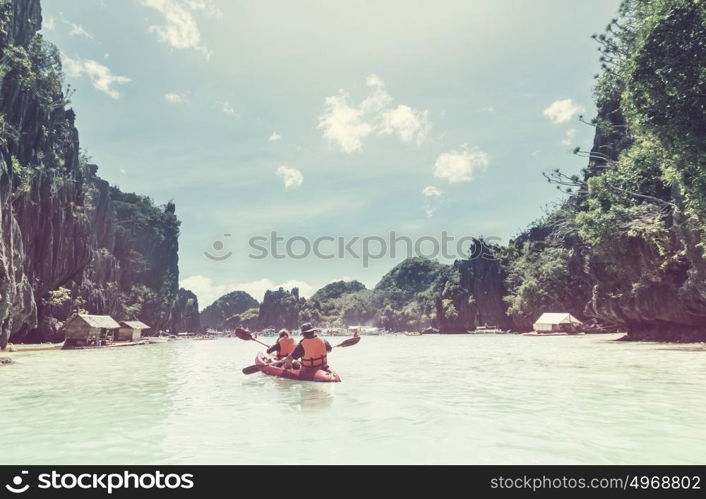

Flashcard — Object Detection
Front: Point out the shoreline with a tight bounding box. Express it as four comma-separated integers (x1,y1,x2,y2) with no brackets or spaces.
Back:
617,326,706,344
4,330,706,349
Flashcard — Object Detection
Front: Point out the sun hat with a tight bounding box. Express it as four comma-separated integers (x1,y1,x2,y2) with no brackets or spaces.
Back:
300,323,318,334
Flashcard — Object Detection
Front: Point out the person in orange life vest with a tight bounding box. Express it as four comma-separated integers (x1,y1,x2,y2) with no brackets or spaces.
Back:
284,323,332,369
266,329,296,359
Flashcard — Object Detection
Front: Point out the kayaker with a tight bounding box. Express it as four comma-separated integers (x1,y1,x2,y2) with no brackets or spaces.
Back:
284,322,332,369
267,329,296,359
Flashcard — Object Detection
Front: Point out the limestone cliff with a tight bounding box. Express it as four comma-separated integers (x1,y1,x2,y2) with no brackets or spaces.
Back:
169,289,200,334
200,290,258,331
0,0,197,346
504,0,706,341
373,253,510,332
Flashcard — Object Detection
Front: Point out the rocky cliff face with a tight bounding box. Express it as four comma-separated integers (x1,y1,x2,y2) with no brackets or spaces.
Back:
584,2,706,341
503,0,706,341
258,287,302,330
582,99,706,340
372,254,510,332
454,255,511,330
200,290,257,331
0,0,197,346
169,289,200,333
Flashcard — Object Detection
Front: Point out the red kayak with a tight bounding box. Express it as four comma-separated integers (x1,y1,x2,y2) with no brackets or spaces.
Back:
255,352,341,383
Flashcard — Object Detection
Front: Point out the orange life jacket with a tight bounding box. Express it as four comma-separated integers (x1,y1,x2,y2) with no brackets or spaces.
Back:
277,336,296,358
300,336,328,368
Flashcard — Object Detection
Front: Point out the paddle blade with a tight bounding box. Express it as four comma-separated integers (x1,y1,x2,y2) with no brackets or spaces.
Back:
235,328,253,341
336,335,361,348
242,364,261,375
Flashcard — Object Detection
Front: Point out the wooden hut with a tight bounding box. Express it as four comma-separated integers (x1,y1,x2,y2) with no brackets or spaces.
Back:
62,314,121,347
117,320,150,342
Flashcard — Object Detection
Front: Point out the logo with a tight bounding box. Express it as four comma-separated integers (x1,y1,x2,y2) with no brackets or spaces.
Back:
204,233,233,261
5,471,29,494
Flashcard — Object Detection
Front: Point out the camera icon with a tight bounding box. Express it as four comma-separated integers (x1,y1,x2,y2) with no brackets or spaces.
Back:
5,470,30,494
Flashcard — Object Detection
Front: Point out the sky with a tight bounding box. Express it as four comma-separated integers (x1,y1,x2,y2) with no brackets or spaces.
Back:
41,0,621,307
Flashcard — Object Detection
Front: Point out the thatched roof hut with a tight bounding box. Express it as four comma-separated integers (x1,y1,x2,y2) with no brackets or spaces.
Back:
117,320,150,341
533,313,582,332
62,314,120,347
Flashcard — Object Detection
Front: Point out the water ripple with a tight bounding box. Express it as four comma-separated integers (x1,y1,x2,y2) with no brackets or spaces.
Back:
1,334,704,464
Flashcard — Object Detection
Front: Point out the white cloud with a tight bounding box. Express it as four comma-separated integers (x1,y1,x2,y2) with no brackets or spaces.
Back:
164,92,186,103
543,98,583,124
68,23,94,39
43,16,56,31
379,105,430,144
433,147,489,183
61,55,130,99
276,166,303,189
359,74,393,113
318,74,431,153
221,101,236,116
180,275,313,307
183,0,223,17
140,0,218,59
422,186,441,217
561,128,577,147
268,132,282,142
179,275,229,307
422,185,441,197
318,90,374,153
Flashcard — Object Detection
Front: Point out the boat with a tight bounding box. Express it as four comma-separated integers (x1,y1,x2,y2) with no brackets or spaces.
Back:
348,326,382,336
254,352,341,383
469,325,510,334
521,331,586,336
2,342,65,353
63,340,147,350
147,337,170,344
404,331,422,336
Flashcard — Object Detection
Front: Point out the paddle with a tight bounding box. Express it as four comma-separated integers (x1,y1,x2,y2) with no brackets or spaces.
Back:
234,328,271,349
236,327,272,375
332,335,361,348
242,364,262,375
241,334,362,375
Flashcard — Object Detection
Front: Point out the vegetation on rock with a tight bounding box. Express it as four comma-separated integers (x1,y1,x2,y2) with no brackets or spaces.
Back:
200,290,258,331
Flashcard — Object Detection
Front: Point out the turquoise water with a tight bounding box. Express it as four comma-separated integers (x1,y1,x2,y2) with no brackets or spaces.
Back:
1,334,704,464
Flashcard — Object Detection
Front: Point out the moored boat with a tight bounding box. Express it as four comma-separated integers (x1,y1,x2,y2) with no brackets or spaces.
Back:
147,337,170,344
63,340,147,350
348,326,381,336
522,331,586,336
468,325,510,334
2,342,64,353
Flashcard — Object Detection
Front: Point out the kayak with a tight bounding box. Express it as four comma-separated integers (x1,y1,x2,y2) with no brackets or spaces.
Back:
255,352,341,383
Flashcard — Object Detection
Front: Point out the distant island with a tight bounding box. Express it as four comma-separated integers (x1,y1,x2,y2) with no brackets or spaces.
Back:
1,0,705,346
